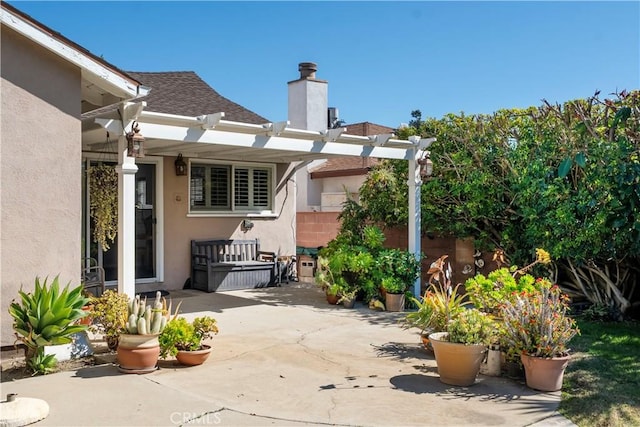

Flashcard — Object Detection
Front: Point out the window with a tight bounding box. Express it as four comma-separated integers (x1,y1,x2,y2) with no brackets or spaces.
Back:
189,161,273,214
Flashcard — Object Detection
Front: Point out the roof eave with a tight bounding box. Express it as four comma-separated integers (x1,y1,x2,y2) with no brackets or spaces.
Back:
1,2,144,100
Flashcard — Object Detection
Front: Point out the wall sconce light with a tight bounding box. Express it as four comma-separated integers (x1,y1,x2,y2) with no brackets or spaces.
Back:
126,121,145,158
174,153,187,176
241,219,254,231
417,151,433,182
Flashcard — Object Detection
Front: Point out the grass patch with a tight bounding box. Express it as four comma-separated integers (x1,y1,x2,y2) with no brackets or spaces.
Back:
559,318,640,427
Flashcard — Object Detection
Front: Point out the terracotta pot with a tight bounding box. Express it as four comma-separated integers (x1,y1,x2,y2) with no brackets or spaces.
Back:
521,353,570,392
420,334,434,355
117,333,160,374
385,292,405,312
176,345,212,366
429,332,487,386
78,305,93,326
326,292,340,305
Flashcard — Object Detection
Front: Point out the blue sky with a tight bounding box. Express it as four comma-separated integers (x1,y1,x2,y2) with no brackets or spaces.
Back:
11,1,640,128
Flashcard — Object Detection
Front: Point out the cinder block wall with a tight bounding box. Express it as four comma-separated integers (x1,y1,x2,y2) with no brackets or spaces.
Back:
296,212,340,249
295,214,497,294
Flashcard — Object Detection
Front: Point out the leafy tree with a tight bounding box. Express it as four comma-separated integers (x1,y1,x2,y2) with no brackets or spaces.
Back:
360,90,640,317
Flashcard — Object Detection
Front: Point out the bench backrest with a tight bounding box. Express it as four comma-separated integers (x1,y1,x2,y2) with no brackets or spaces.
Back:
192,239,262,263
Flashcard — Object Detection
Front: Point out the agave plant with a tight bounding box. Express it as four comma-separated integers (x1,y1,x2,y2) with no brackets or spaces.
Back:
8,276,89,362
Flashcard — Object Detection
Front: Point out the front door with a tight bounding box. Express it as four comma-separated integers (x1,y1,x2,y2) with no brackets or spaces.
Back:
83,160,156,282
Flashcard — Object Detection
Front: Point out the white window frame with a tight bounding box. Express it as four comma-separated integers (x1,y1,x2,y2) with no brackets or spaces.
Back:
187,159,277,217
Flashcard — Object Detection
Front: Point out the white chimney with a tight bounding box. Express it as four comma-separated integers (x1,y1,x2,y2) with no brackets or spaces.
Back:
288,62,328,132
288,62,328,212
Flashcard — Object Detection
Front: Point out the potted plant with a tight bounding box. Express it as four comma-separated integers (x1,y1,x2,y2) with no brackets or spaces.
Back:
377,248,421,312
88,164,118,251
429,307,497,386
500,280,580,391
404,255,466,351
465,248,552,315
465,248,554,377
159,316,219,366
8,276,89,375
88,289,129,351
337,284,358,308
405,283,467,352
380,277,406,312
116,291,176,374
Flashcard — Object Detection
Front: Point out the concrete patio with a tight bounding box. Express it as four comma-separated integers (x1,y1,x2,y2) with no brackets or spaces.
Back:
1,283,574,426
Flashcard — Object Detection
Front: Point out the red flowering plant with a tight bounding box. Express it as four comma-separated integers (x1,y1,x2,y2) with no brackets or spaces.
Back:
499,279,580,358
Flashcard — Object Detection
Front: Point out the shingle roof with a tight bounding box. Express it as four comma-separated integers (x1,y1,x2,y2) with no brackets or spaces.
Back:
309,121,394,177
344,122,396,137
125,71,268,124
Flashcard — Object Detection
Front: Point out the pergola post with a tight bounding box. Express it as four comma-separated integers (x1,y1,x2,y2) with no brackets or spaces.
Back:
115,102,144,298
408,136,436,299
408,147,422,299
116,136,138,298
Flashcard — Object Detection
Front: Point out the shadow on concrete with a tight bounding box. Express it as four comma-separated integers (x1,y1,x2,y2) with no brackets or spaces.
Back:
72,364,123,379
171,284,429,331
372,341,430,361
231,284,331,310
390,372,556,406
170,290,271,315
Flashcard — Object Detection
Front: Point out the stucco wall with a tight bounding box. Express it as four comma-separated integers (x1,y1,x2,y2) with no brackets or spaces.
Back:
1,27,82,346
162,158,297,289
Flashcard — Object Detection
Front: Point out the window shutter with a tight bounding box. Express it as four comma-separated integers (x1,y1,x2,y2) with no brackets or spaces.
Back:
234,168,249,207
253,168,270,207
209,166,230,208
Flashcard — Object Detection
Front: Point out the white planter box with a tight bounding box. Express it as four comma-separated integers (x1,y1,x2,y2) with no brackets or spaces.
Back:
44,332,93,361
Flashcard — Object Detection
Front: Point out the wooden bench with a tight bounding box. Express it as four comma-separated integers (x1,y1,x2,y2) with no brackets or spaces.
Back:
191,239,277,292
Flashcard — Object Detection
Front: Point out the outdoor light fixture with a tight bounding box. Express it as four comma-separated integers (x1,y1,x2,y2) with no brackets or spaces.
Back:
418,151,433,182
174,153,187,176
126,121,145,158
242,219,255,231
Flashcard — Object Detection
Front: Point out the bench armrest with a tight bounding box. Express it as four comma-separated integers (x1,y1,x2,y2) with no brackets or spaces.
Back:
192,253,211,264
257,251,276,262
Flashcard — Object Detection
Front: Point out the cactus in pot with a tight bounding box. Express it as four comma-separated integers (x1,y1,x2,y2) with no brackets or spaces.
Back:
117,291,180,374
125,292,171,335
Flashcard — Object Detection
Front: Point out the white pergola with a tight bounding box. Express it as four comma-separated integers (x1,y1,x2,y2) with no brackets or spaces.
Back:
84,102,435,298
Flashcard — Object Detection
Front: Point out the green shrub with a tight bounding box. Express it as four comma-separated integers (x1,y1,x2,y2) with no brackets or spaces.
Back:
447,308,496,345
8,276,89,374
159,316,219,358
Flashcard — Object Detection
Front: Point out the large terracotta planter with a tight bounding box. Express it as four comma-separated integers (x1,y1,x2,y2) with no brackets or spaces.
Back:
117,333,160,374
521,353,570,392
176,345,212,366
385,292,405,312
429,332,488,386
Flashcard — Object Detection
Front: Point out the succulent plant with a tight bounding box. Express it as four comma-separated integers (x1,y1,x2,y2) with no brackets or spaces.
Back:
124,291,174,335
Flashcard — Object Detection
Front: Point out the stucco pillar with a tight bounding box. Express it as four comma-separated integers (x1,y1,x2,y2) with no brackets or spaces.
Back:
117,135,138,297
408,148,422,299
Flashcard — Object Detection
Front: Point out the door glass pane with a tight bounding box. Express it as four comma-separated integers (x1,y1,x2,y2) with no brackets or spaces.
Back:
85,161,156,281
136,164,155,279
